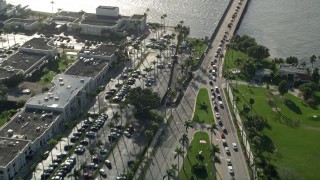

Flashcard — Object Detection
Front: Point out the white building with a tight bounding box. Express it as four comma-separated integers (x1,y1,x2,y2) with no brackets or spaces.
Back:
53,6,146,37
26,74,92,120
3,18,39,31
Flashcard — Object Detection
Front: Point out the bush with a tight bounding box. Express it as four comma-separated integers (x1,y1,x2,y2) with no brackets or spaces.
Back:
191,163,206,175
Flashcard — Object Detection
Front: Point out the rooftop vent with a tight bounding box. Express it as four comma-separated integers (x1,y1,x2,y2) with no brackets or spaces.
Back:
35,127,40,132
80,79,84,83
44,97,49,101
58,78,63,82
54,97,59,101
67,85,71,89
60,82,64,86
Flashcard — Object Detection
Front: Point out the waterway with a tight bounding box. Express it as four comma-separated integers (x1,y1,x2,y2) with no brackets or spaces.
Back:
7,0,229,38
238,0,320,62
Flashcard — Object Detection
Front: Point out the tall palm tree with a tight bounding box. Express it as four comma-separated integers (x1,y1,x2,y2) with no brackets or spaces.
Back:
171,164,178,177
89,148,96,165
50,1,55,13
209,144,221,175
112,111,121,125
31,163,40,180
208,123,218,145
234,57,242,88
184,120,194,133
48,139,58,163
80,162,87,176
174,147,185,171
163,168,175,180
67,168,81,180
144,130,153,158
310,54,317,70
39,152,47,173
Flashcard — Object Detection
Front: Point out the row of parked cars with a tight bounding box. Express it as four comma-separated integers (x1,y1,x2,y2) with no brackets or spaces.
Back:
40,114,108,180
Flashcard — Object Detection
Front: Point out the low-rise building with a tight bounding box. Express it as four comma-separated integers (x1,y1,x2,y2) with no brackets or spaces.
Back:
65,44,117,89
19,38,57,56
3,18,39,31
278,64,312,84
0,109,61,180
26,74,92,120
52,5,146,37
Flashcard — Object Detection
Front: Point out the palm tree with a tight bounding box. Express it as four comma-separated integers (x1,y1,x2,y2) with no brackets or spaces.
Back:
39,152,47,173
144,130,153,158
151,60,157,77
48,139,58,163
50,1,55,13
112,111,121,125
171,164,178,177
301,61,307,69
80,162,87,176
67,168,81,180
89,148,96,165
208,123,218,145
174,147,185,171
234,57,242,88
31,163,40,180
184,120,194,133
209,144,221,175
161,14,167,32
163,168,175,180
310,54,317,70
150,121,159,133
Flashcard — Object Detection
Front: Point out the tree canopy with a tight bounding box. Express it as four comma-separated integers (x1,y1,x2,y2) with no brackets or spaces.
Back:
278,80,288,97
126,87,161,114
285,56,299,64
298,82,318,100
247,45,270,59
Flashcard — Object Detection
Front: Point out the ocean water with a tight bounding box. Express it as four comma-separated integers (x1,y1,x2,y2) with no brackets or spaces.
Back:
238,0,320,62
7,0,229,38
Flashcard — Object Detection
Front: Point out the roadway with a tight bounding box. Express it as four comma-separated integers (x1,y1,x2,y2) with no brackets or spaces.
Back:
145,0,250,179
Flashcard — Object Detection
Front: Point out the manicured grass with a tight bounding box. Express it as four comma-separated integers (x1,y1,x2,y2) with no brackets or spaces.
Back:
179,131,215,180
234,85,320,179
192,88,214,124
187,37,208,66
224,48,248,70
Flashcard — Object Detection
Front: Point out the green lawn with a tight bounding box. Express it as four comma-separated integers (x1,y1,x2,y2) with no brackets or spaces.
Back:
234,85,320,179
186,37,208,66
39,71,57,84
224,48,248,70
178,131,215,180
192,88,214,124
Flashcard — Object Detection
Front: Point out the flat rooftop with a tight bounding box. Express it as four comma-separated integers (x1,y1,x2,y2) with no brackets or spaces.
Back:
0,108,61,143
26,74,92,110
89,44,117,56
97,6,118,10
20,38,55,50
130,14,145,20
1,52,46,72
65,58,108,77
279,64,307,75
54,11,83,23
5,18,37,25
0,67,21,80
0,137,30,167
81,13,119,26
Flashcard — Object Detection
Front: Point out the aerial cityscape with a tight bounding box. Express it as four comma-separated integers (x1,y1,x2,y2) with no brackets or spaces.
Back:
0,0,319,180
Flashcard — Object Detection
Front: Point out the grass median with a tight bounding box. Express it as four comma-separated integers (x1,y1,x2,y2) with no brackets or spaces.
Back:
192,88,214,124
178,131,215,180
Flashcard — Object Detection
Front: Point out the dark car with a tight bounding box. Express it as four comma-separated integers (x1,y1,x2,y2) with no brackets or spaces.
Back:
80,139,89,146
64,144,73,151
73,132,82,137
100,148,108,155
70,136,80,143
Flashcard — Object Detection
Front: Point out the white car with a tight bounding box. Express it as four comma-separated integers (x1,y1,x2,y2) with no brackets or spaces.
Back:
232,143,237,150
228,166,234,174
225,147,230,154
215,113,220,119
222,139,227,146
226,158,232,166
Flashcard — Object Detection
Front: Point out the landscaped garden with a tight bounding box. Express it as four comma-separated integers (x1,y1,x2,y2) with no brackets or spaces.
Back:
192,88,214,124
233,85,320,179
178,131,216,180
